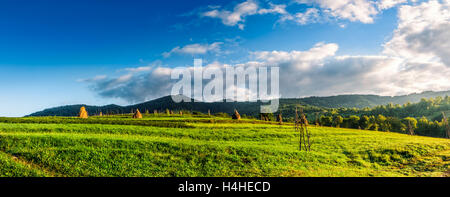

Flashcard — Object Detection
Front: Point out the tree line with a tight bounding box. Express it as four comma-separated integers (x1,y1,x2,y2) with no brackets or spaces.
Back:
275,96,450,138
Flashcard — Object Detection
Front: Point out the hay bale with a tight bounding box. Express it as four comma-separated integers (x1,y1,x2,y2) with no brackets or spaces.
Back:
79,107,88,119
99,112,103,117
232,109,241,120
133,109,143,119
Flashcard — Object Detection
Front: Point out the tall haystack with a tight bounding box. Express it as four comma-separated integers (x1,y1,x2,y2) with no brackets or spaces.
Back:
133,109,143,119
260,113,269,121
79,106,88,119
232,109,241,120
99,112,103,117
179,111,183,116
208,109,211,116
277,113,283,124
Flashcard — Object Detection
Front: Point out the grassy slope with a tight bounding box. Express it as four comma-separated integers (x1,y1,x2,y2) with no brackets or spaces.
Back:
0,115,448,177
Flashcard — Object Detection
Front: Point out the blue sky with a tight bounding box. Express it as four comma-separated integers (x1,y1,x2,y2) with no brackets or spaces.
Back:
1,0,449,117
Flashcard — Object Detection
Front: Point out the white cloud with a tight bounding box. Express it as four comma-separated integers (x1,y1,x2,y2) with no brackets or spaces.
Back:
162,42,223,58
377,0,407,10
250,44,450,97
124,66,153,73
77,75,107,83
251,42,339,70
293,8,320,25
84,41,450,102
202,0,259,29
295,0,379,23
84,67,175,103
202,0,288,29
123,60,162,73
384,0,450,66
258,3,288,15
202,0,411,27
116,74,133,83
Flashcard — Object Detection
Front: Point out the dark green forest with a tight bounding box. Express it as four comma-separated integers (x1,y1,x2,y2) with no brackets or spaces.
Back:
277,96,450,138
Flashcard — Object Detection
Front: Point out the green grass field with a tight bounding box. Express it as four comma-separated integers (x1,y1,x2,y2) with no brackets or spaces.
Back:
0,114,449,177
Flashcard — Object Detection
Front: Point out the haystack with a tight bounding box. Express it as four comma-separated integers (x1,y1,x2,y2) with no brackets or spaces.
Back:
260,113,269,121
208,109,211,116
79,106,88,119
99,112,103,116
232,109,241,120
133,109,143,119
300,113,308,125
277,113,283,124
179,111,183,116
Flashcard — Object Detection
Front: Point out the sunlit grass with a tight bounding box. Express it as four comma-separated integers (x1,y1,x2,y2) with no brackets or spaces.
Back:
0,115,448,177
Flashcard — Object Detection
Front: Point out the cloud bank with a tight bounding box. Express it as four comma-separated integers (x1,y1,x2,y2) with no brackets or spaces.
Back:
201,0,412,27
82,0,450,103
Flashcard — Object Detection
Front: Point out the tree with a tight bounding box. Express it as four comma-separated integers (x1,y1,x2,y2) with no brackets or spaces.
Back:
348,115,360,129
315,112,320,126
442,112,450,138
320,115,333,127
377,114,389,131
368,115,378,131
402,117,417,135
333,116,344,128
359,115,370,130
388,117,405,133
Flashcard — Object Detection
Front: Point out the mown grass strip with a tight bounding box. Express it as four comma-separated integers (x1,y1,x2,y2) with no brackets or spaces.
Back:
0,151,50,177
0,117,193,128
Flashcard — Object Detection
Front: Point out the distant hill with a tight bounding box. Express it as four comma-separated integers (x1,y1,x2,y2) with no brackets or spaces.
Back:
27,90,450,117
299,91,450,108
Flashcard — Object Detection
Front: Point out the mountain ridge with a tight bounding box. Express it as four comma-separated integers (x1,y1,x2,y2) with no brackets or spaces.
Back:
26,90,450,117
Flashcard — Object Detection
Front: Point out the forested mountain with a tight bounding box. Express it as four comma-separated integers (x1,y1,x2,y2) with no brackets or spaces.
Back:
298,91,450,108
27,90,450,117
23,91,450,138
26,91,449,117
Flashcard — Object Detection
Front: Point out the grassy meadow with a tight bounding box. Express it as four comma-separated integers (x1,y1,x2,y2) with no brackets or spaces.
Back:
0,114,449,177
